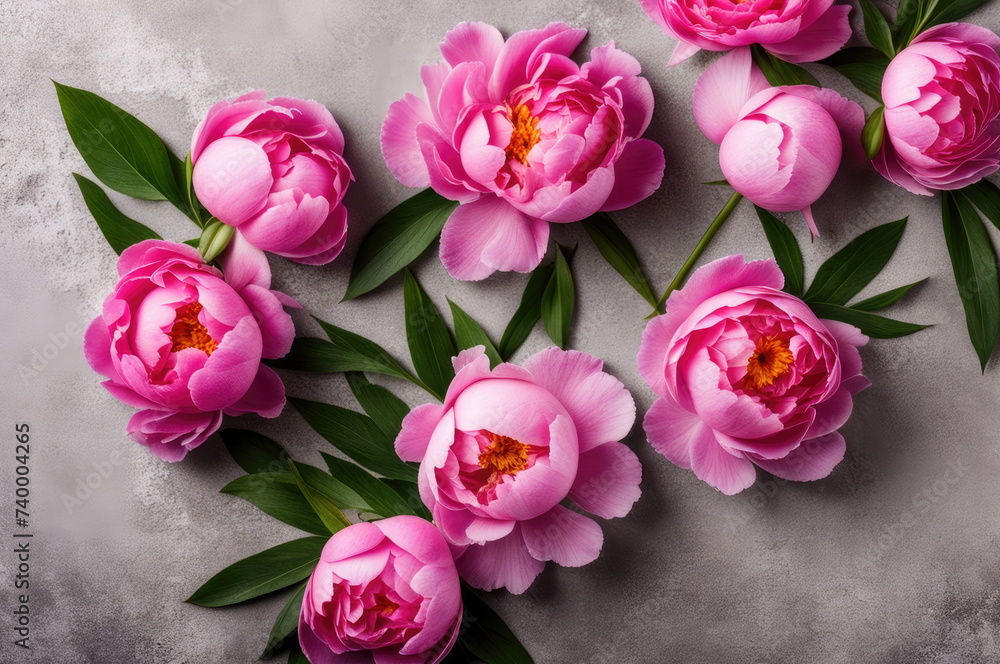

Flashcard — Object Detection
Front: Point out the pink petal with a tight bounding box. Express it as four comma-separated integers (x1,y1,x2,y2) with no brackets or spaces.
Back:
751,431,846,481
692,48,770,145
690,432,757,495
481,209,549,274
188,317,262,411
439,196,547,280
521,347,636,452
193,136,272,225
535,167,617,223
601,139,666,211
636,313,674,397
275,203,349,266
127,409,222,462
490,23,587,103
521,505,603,567
395,403,445,462
569,441,642,519
764,4,852,63
582,43,654,137
455,526,545,594
440,22,505,76
224,364,285,418
84,316,115,379
642,394,704,469
872,138,934,196
668,40,702,67
218,230,272,292
805,385,854,439
381,94,434,188
239,192,331,253
465,517,516,543
238,284,294,359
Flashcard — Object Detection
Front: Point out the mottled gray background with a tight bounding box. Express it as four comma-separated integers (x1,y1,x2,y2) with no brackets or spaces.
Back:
2,0,1000,662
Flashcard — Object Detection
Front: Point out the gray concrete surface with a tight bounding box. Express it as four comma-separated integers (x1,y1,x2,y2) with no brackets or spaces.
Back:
2,1,1000,662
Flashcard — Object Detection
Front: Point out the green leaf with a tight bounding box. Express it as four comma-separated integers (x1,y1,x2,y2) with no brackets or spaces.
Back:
260,582,306,659
221,473,329,536
72,173,161,254
269,337,424,388
808,303,929,338
321,453,416,518
220,429,289,475
449,300,503,367
403,268,456,399
942,191,1000,371
314,318,423,386
961,179,1000,232
498,263,555,360
288,460,352,533
290,397,417,482
187,537,327,607
923,0,992,30
862,106,886,161
804,218,908,306
54,81,186,207
380,478,431,520
183,151,208,228
755,207,805,297
288,648,309,664
819,47,889,102
581,212,658,309
859,0,895,57
344,188,458,300
541,245,575,349
892,0,922,49
345,372,411,440
459,589,534,664
751,45,820,87
851,279,926,311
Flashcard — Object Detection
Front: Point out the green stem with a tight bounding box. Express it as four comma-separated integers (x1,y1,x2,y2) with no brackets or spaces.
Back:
654,190,744,312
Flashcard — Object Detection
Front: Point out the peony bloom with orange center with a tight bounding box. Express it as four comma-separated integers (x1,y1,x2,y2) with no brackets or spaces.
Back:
381,22,665,281
395,346,641,594
83,237,298,461
637,255,870,495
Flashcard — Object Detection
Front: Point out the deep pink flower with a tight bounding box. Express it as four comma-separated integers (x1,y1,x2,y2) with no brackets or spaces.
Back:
381,22,665,280
874,23,1000,195
395,346,640,594
693,48,864,236
638,0,851,66
191,91,352,265
637,255,869,495
83,237,297,461
299,516,462,664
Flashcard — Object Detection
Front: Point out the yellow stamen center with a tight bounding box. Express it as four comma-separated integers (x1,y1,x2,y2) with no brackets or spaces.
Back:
505,105,541,165
744,335,794,390
168,302,218,355
478,431,529,476
371,596,399,616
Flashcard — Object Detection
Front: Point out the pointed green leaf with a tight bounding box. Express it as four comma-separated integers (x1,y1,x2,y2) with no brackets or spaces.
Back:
851,279,926,311
344,188,458,300
459,589,535,664
449,300,503,367
859,0,895,57
220,429,289,475
892,0,921,49
290,398,417,482
345,373,411,440
924,0,993,30
403,268,456,399
755,207,805,297
380,479,431,521
961,179,1000,232
269,337,423,388
288,461,351,533
288,648,309,664
804,218,908,306
72,173,161,254
541,245,575,349
942,191,1000,371
321,453,416,518
54,81,186,207
751,45,819,87
313,318,423,386
221,473,329,536
186,537,327,607
498,263,555,360
581,212,658,309
819,47,888,102
260,582,306,660
862,106,886,160
808,303,929,338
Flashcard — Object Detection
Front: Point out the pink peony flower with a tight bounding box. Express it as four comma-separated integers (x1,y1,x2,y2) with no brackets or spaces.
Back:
637,0,851,66
874,23,1000,195
395,346,641,594
191,91,352,265
299,516,462,664
693,48,864,236
637,255,870,495
83,237,297,461
380,22,665,281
